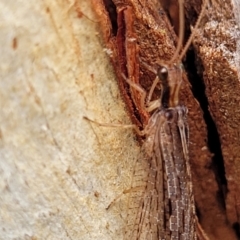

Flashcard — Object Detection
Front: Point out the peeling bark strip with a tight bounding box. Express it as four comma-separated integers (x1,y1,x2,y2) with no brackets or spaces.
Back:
92,0,240,239
94,0,178,129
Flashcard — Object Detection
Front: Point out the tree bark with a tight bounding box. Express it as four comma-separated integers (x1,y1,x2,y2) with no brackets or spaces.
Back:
193,0,240,238
0,0,140,239
1,0,240,240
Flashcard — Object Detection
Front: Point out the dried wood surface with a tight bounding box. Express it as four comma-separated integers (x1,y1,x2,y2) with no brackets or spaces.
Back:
193,0,240,239
0,1,141,239
0,0,240,239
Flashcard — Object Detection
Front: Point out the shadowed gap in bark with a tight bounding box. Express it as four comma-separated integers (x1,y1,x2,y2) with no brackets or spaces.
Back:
185,49,227,209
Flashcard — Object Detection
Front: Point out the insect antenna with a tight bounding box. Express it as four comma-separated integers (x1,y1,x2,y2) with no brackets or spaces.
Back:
168,0,185,64
169,0,209,64
179,0,209,60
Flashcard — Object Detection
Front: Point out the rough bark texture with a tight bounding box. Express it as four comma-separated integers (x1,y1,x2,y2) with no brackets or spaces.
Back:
1,0,240,240
193,0,240,239
0,0,141,239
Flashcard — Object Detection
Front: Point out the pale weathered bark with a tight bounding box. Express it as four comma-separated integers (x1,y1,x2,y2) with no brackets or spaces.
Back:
0,0,141,239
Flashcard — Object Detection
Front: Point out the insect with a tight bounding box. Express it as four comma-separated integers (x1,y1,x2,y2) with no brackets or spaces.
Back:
86,0,210,239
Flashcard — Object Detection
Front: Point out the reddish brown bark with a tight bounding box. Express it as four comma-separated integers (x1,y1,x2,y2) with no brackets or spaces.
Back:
193,0,240,238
